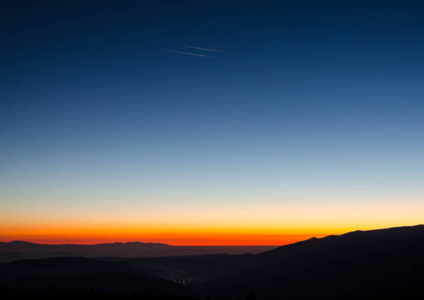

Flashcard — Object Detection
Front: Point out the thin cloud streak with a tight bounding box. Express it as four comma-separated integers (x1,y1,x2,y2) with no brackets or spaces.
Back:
180,45,224,53
170,50,213,58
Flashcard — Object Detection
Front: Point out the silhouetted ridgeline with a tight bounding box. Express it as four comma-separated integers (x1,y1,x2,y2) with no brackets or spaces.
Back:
0,225,424,300
0,242,276,263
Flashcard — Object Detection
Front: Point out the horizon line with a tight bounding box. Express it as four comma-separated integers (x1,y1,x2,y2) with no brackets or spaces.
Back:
1,240,285,247
2,224,422,246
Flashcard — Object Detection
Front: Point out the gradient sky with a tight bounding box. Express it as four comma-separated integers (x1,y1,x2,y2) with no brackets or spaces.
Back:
1,0,423,245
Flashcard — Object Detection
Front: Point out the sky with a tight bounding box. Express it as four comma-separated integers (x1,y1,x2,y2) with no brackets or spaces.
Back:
1,0,423,245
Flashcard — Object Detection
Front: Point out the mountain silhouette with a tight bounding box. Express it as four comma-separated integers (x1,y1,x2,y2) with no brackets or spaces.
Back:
199,225,424,299
132,225,424,300
0,242,275,263
1,225,423,299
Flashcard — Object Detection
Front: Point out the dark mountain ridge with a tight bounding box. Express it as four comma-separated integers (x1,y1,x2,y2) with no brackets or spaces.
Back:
0,242,275,263
131,225,424,299
202,225,424,300
1,225,423,300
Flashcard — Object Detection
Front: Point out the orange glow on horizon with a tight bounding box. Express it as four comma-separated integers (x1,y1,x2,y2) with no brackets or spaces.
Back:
3,218,419,246
2,202,421,245
0,227,333,245
0,234,322,246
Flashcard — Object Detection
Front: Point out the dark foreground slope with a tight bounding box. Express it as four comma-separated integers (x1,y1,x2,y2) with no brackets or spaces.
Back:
0,257,189,296
1,225,423,300
199,225,424,300
131,225,424,300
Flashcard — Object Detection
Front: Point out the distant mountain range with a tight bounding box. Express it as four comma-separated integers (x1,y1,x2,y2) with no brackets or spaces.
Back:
1,225,424,300
0,241,276,262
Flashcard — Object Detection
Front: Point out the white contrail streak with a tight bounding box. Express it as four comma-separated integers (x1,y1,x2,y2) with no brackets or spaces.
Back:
170,50,213,58
180,45,224,53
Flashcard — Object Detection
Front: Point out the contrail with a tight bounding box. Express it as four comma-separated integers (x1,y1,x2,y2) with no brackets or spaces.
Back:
170,50,213,58
180,45,224,53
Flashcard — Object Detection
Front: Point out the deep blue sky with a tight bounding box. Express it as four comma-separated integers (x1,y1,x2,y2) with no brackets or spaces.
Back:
1,0,423,241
